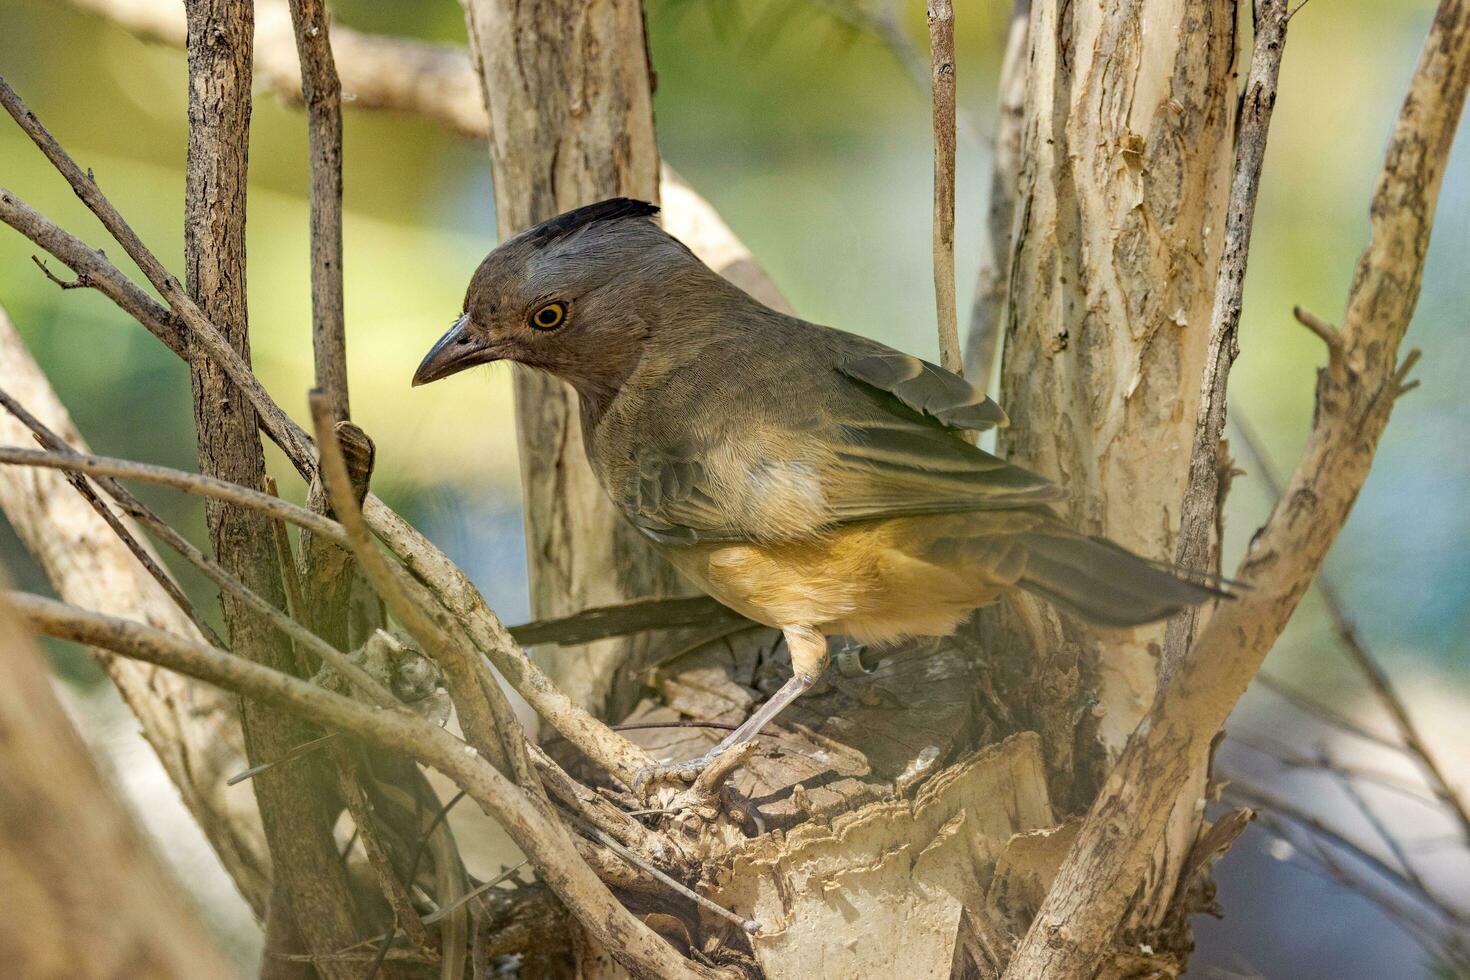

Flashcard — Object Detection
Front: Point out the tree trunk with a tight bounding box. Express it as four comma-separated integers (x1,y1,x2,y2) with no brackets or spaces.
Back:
0,590,236,979
993,0,1239,940
460,0,677,721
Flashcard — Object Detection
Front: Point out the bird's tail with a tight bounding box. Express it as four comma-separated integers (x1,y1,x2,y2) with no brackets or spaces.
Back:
1015,529,1228,627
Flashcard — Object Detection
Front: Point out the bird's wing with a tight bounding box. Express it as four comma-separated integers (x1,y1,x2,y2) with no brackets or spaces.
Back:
624,370,1062,546
835,347,1008,432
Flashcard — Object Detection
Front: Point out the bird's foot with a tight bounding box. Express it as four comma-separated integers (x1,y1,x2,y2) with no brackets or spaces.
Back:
631,752,717,796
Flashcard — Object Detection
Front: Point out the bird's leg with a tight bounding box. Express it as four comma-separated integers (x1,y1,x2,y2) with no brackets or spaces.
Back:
633,625,829,793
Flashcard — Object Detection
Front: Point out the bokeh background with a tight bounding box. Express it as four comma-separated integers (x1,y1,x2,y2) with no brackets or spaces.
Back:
1,0,1466,975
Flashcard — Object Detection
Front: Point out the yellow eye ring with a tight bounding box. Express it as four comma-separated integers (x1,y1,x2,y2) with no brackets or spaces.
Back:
530,302,566,331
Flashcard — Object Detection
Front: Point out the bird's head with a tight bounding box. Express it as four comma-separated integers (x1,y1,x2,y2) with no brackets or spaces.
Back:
412,198,706,406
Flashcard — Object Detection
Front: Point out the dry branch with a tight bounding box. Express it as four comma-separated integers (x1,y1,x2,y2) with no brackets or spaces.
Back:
1004,2,1470,973
286,0,349,420
0,188,186,354
9,593,737,980
927,0,961,375
0,76,318,471
1162,0,1291,674
1232,415,1470,843
964,0,1029,386
0,388,222,645
309,395,529,784
0,446,347,543
0,394,390,704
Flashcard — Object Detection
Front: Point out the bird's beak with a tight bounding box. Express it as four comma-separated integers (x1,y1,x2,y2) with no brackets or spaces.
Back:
412,314,497,387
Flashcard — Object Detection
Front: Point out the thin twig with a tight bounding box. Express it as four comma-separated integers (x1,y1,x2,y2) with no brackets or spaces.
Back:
1161,0,1292,675
335,752,436,957
927,0,961,377
574,817,759,935
1293,305,1345,356
0,388,224,647
1233,413,1470,845
1251,670,1401,750
0,76,317,469
0,447,347,546
1225,780,1470,929
0,439,388,703
1226,731,1441,807
0,187,186,355
287,0,350,420
30,254,89,290
1258,813,1467,963
421,861,528,927
263,476,308,623
226,732,339,786
1327,753,1429,894
310,394,531,783
612,721,740,733
965,0,1030,388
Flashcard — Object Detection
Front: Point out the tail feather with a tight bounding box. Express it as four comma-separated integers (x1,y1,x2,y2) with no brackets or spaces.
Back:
1016,531,1226,627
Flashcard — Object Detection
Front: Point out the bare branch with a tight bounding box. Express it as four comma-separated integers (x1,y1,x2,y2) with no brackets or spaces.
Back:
181,0,368,963
1006,2,1470,973
0,186,185,355
287,0,349,420
1225,781,1470,930
309,395,531,783
927,0,961,376
1294,304,1346,356
0,404,388,704
1231,413,1470,845
1251,669,1401,750
0,446,348,545
1161,0,1291,676
0,78,318,469
263,475,309,622
0,387,224,648
8,593,737,980
965,0,1030,387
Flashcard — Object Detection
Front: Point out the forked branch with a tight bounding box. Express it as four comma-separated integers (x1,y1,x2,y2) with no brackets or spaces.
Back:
1005,2,1470,974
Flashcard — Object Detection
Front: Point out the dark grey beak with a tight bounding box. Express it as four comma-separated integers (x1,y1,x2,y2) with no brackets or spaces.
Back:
412,314,496,387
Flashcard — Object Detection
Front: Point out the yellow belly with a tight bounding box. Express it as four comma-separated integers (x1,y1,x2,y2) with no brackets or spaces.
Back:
658,514,1021,645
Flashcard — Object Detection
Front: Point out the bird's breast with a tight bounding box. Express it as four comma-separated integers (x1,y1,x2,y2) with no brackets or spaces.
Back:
656,515,1006,644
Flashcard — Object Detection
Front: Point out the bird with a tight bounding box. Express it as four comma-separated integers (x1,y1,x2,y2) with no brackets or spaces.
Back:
413,197,1222,788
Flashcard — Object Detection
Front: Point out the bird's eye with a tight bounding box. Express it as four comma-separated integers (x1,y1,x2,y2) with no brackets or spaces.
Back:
529,302,566,331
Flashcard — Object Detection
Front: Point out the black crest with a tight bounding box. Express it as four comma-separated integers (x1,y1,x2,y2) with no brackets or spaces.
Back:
522,198,660,248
